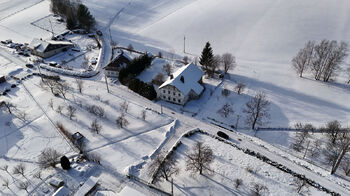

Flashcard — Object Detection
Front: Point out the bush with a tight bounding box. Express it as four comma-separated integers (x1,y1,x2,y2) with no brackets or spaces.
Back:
217,131,229,140
235,178,243,189
38,148,62,169
60,156,71,170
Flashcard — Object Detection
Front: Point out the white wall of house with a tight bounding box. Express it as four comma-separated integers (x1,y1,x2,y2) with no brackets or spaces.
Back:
158,85,187,105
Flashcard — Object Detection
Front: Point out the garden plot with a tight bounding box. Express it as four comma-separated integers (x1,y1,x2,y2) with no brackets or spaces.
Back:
156,133,327,196
23,75,173,173
31,14,67,36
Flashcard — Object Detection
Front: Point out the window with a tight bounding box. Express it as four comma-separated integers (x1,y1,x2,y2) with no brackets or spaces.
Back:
173,98,176,101
168,91,170,94
173,92,175,96
178,93,181,96
168,97,170,100
163,96,166,99
178,99,181,103
163,90,165,93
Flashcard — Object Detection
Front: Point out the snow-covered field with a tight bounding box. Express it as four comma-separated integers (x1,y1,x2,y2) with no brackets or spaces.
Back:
156,132,327,196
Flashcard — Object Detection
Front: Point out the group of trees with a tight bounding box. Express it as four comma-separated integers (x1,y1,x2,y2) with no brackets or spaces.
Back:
150,141,214,183
292,40,348,82
199,42,236,77
50,0,95,31
290,120,350,175
40,77,69,99
119,54,157,100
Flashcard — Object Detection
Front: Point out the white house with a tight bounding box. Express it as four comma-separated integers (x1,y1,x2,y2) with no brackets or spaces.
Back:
158,63,204,105
28,38,73,58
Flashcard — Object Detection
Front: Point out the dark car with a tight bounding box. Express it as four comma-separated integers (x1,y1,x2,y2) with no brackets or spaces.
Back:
25,64,34,68
96,30,103,36
217,131,229,140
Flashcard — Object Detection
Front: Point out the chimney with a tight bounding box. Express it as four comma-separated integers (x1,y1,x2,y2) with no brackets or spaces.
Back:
180,76,184,83
170,74,174,79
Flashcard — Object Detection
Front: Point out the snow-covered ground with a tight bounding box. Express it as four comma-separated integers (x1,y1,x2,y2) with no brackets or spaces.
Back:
156,132,327,196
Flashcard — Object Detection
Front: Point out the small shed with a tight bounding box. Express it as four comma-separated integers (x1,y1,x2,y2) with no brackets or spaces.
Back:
49,178,64,188
72,132,84,146
74,176,99,196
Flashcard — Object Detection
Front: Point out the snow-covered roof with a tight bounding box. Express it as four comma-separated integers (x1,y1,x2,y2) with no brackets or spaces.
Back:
52,186,69,196
74,176,99,196
28,38,73,53
159,63,204,95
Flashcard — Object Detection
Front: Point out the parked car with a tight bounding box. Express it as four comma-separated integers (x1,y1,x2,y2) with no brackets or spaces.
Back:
72,48,80,52
25,64,34,68
96,30,103,36
217,131,229,140
49,62,58,67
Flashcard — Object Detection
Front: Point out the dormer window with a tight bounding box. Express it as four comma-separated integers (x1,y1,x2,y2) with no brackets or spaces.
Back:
180,76,184,83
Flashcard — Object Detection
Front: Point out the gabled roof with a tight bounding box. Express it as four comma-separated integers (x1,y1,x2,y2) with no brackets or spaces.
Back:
28,38,73,53
74,176,99,196
159,63,204,95
104,52,131,71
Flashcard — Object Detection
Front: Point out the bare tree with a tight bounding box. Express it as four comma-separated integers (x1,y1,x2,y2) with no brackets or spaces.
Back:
127,43,134,52
38,148,62,169
2,178,9,189
152,73,165,85
186,142,214,175
48,99,54,109
222,53,236,74
120,101,129,113
251,183,269,196
13,163,26,176
243,92,270,130
324,120,342,144
207,54,221,78
55,81,69,99
235,83,246,95
235,178,243,189
291,41,314,77
149,152,179,183
17,111,27,122
17,181,30,193
33,170,42,180
308,139,321,158
76,78,84,93
56,105,63,114
163,64,172,76
141,110,146,121
90,119,102,134
291,131,309,152
341,157,350,176
217,103,234,118
324,132,350,174
293,178,309,194
67,105,77,120
0,164,9,173
116,113,129,128
86,104,105,117
0,101,16,114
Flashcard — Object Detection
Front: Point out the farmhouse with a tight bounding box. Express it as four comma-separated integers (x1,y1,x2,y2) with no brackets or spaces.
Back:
28,38,73,58
158,63,204,105
104,52,131,77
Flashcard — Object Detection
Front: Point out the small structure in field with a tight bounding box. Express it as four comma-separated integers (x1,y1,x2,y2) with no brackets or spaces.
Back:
52,186,70,196
104,52,131,77
28,38,73,58
72,132,84,147
158,63,204,105
0,75,5,83
49,178,65,188
74,176,99,196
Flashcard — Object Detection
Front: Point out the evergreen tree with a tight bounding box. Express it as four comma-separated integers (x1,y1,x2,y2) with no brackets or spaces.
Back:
66,8,77,30
77,4,95,31
199,42,214,74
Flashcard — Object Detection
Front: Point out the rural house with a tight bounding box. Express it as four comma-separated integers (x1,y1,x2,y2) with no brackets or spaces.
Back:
158,63,204,105
28,38,73,58
104,51,131,77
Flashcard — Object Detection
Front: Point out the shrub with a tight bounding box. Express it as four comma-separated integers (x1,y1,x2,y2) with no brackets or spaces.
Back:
217,131,229,140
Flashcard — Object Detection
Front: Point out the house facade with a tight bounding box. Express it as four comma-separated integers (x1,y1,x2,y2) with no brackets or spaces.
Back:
28,38,73,58
158,63,204,105
104,52,131,77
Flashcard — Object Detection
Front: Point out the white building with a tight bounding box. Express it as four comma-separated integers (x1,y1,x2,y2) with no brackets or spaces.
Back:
28,38,73,58
158,63,204,105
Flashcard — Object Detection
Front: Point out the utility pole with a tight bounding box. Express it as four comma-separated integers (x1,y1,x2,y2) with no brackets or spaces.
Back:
105,75,110,93
183,36,186,53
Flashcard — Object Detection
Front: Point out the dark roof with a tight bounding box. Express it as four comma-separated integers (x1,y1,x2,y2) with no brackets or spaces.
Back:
104,53,131,71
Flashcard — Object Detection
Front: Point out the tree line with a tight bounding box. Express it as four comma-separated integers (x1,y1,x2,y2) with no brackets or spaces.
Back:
292,40,348,82
50,0,95,31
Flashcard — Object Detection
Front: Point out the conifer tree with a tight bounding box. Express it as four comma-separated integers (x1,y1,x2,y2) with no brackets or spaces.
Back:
199,42,214,75
77,4,95,31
